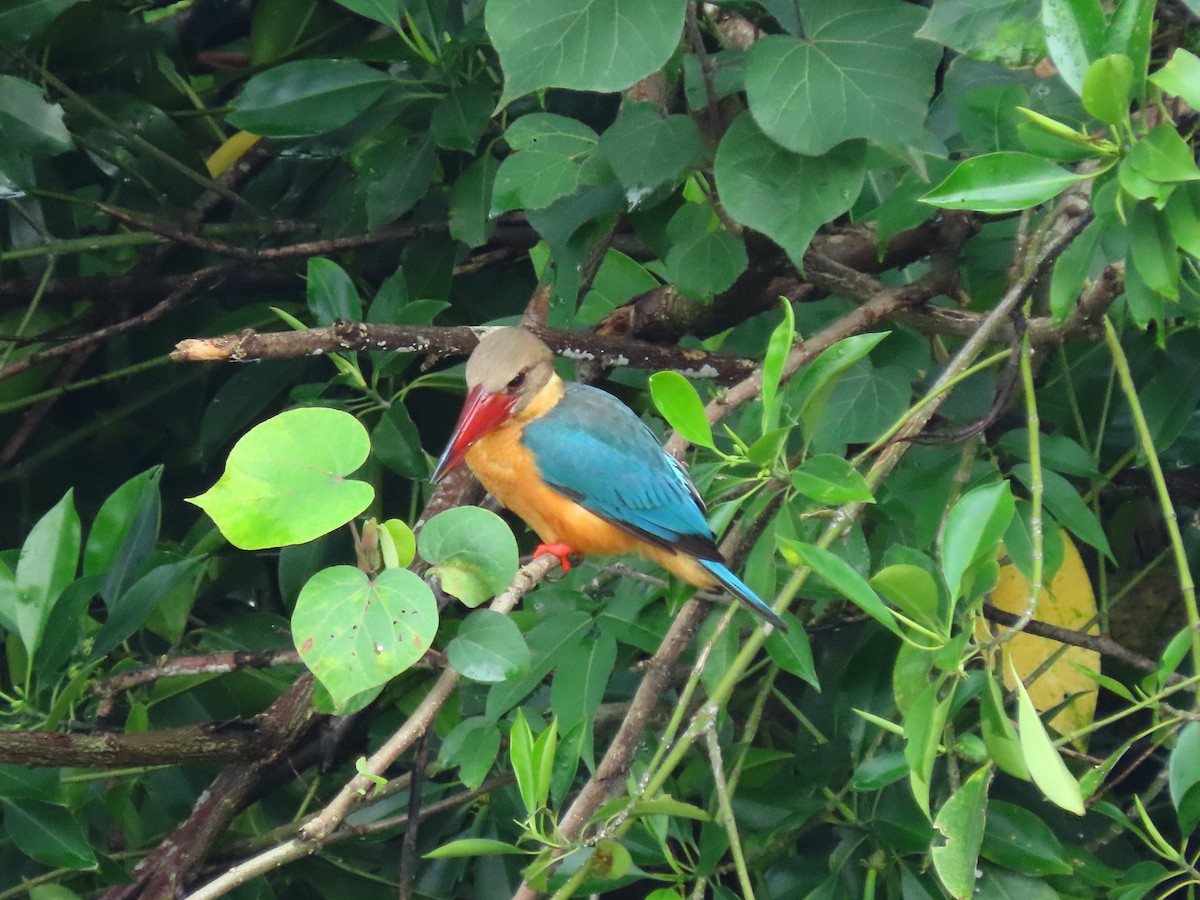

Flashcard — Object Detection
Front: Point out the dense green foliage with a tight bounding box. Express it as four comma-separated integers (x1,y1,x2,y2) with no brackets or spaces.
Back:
2,0,1200,898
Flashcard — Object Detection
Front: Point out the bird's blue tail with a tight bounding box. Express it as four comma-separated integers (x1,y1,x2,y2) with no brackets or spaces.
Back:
698,559,788,631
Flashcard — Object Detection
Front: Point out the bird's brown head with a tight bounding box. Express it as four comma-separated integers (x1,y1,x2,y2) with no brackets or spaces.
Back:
431,327,557,483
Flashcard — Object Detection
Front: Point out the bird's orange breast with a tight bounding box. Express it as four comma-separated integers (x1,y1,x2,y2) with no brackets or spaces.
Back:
465,424,641,557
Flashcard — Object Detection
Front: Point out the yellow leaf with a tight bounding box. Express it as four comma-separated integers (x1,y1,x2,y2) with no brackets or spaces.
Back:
979,530,1098,739
206,131,262,178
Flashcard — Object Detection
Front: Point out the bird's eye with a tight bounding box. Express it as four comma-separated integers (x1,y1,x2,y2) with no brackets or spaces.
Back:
507,371,527,392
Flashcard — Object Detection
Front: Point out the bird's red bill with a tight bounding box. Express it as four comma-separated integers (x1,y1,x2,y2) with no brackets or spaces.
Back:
431,385,516,483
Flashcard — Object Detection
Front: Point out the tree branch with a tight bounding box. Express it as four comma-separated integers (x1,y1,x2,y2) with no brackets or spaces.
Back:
171,322,758,384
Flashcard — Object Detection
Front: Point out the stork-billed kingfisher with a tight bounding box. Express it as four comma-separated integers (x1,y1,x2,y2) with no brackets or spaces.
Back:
430,327,786,630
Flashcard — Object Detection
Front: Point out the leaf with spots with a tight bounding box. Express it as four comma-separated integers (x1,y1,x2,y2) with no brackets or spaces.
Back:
292,565,438,711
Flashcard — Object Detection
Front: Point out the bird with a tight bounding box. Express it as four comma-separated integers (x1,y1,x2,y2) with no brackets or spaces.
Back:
430,326,786,631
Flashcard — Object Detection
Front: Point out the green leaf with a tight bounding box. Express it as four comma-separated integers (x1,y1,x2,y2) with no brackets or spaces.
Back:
509,710,556,816
1081,55,1133,125
379,518,416,569
1165,183,1200,259
228,59,394,138
492,114,605,213
531,716,558,811
359,133,438,231
83,466,162,600
1,800,96,870
851,751,909,791
998,429,1099,479
424,838,528,859
715,113,865,267
1010,465,1112,559
649,371,714,450
1169,722,1200,835
487,0,687,105
418,507,519,607
1149,48,1200,110
807,363,912,452
485,612,593,720
980,672,1030,780
981,801,1074,876
330,0,402,30
590,839,632,880
431,85,494,152
761,299,795,435
1002,502,1064,585
920,152,1086,213
1041,0,1106,95
764,614,819,687
941,481,1015,603
744,1,939,156
1049,219,1102,320
1107,0,1154,99
307,258,362,325
598,103,704,199
791,454,874,506
916,0,1045,68
372,401,428,479
438,717,502,790
292,566,438,711
15,490,80,659
931,766,992,899
871,564,942,634
904,675,953,817
92,558,203,659
450,154,499,248
789,332,891,432
551,632,617,731
781,539,899,635
1126,125,1200,188
0,76,72,157
0,0,78,44
663,203,747,300
189,408,374,551
446,609,530,683
629,796,711,821
1013,659,1085,814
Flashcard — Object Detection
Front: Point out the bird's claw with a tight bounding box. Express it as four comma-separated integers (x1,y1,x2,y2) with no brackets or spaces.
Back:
534,542,582,573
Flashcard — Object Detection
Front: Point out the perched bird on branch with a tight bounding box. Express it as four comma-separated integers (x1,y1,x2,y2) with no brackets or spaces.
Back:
431,326,786,630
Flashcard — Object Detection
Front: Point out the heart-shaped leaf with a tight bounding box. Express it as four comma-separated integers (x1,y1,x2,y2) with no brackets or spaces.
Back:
293,566,438,710
190,407,374,550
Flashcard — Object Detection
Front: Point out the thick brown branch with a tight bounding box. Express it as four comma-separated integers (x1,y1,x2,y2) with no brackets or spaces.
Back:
171,322,758,383
0,714,300,768
102,677,316,900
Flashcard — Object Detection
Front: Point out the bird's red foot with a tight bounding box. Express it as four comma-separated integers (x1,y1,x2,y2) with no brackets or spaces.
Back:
534,542,583,573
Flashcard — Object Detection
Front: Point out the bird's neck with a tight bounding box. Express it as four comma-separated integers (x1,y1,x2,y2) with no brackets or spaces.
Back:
513,373,564,424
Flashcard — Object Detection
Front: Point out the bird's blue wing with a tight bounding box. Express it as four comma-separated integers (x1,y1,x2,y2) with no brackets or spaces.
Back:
521,383,717,558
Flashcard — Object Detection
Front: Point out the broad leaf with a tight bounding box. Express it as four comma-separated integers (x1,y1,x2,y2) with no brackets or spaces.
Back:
931,767,992,899
744,1,939,156
488,0,687,105
228,59,394,137
1013,659,1085,815
446,609,530,683
650,371,714,450
941,481,1015,603
715,113,866,267
292,566,438,710
418,507,519,606
190,408,374,551
921,152,1086,213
